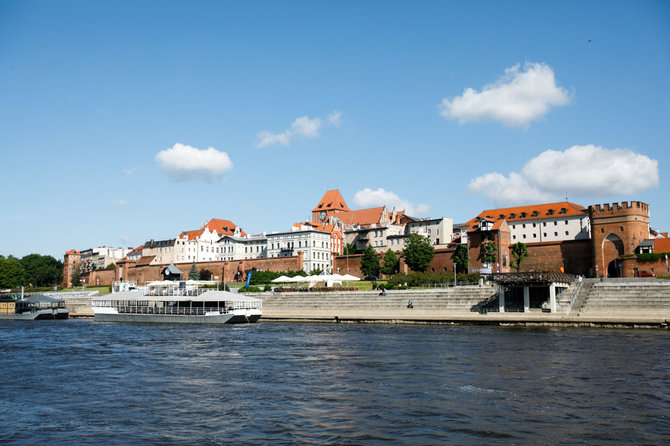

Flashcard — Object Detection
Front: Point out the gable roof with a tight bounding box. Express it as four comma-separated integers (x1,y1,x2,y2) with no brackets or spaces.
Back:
338,207,386,227
312,190,351,212
204,218,246,237
465,201,587,228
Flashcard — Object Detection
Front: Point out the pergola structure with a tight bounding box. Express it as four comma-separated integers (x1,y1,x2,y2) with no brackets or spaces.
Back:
491,272,577,313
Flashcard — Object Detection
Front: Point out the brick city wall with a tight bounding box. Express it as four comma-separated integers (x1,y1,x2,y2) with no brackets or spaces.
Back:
334,248,458,277
118,254,304,285
80,269,116,287
521,240,593,275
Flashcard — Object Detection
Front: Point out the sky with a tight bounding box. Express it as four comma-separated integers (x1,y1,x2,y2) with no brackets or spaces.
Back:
1,1,668,259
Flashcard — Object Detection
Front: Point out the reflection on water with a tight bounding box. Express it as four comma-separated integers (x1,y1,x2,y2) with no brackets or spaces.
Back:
1,320,669,444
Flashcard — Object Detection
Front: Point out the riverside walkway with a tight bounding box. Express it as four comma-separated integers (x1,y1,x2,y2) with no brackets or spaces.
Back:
260,279,670,328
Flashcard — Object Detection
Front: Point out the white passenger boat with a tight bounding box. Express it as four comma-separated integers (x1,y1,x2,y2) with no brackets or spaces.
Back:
92,280,262,324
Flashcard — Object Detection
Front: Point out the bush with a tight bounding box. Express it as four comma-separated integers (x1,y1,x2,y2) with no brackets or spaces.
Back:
263,285,272,292
243,286,263,293
387,272,481,288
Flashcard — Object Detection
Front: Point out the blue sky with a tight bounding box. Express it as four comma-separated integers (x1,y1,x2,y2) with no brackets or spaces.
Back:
1,1,668,259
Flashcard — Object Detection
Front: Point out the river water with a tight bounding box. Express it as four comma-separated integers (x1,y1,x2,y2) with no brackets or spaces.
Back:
1,320,668,445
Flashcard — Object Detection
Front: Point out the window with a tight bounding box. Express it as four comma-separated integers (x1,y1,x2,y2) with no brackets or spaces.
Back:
565,231,569,235
543,222,547,227
565,220,568,225
547,209,554,215
560,208,567,214
620,226,624,232
554,221,558,226
510,213,516,219
523,234,526,239
513,235,516,240
532,211,538,217
554,232,558,236
522,224,526,228
532,223,536,227
543,233,547,237
533,234,537,238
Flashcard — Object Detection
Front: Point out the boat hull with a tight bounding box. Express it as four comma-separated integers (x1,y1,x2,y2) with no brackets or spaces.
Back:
94,313,235,324
0,309,69,321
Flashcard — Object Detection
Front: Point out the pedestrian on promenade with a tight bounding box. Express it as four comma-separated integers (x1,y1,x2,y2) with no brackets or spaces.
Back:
407,300,413,309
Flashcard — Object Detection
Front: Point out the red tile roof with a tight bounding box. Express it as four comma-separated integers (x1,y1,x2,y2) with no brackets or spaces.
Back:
312,190,351,212
654,238,670,253
65,249,80,255
204,218,246,237
137,256,156,265
339,207,385,227
128,245,144,255
465,202,587,228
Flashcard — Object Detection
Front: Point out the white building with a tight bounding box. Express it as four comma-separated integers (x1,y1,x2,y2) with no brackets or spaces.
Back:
267,227,332,273
217,234,267,261
463,202,591,245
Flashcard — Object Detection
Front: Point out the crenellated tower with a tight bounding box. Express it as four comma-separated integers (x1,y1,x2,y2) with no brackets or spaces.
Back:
588,201,649,277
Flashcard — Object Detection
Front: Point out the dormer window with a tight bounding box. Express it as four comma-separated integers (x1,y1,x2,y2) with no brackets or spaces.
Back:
532,211,538,217
499,214,505,220
510,213,516,219
520,212,526,218
547,209,554,216
559,208,567,214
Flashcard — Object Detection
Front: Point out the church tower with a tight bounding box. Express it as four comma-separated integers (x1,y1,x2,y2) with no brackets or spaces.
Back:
311,190,351,224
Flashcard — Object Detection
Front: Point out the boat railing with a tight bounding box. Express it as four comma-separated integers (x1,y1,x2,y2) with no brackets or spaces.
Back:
117,305,229,315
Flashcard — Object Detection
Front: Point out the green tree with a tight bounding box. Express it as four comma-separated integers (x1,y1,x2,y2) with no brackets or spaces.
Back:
381,249,399,275
454,244,469,274
70,262,81,286
360,244,381,277
188,262,200,280
402,234,435,273
481,241,498,265
343,243,359,255
510,242,529,272
0,256,26,288
105,262,116,270
20,254,63,287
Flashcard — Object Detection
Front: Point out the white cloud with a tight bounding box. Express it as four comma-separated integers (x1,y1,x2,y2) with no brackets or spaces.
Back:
114,199,129,207
155,143,233,181
119,235,131,244
468,145,659,205
122,167,136,175
257,111,341,148
353,188,430,216
439,62,571,127
328,110,343,127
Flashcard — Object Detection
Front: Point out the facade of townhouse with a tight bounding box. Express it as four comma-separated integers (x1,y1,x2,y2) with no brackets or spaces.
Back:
79,247,131,273
141,239,176,265
267,227,332,273
217,234,267,261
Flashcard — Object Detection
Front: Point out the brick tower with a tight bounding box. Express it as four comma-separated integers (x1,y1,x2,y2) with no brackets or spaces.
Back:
588,201,649,277
62,249,81,288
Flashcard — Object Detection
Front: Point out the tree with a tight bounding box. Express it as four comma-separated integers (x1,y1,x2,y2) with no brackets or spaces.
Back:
70,262,81,287
188,262,200,280
20,254,63,287
402,234,434,273
0,257,26,288
343,243,359,255
381,249,399,275
105,262,116,270
510,242,529,272
454,244,469,274
360,244,380,277
481,241,498,265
